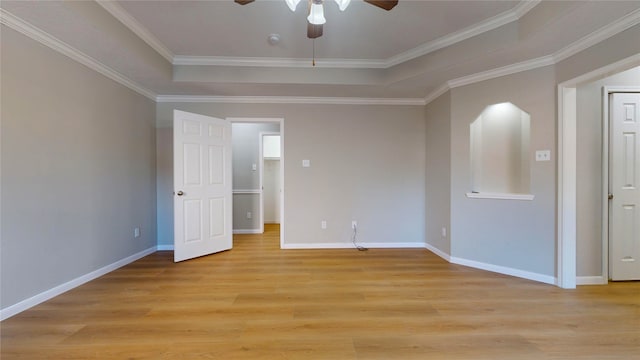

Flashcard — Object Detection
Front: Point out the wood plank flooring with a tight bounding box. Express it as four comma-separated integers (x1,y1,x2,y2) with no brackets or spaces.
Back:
2,224,639,359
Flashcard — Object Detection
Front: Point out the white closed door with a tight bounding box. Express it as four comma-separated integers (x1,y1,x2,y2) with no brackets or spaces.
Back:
610,93,640,280
174,110,232,262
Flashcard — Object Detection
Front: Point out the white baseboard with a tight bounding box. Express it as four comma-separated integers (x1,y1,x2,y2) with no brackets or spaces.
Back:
156,244,174,251
424,242,451,262
576,276,608,285
233,229,263,234
0,246,156,321
282,242,426,249
450,256,557,285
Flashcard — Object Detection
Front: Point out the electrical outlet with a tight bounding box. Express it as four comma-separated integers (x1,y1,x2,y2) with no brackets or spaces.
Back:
352,221,357,229
441,227,447,237
252,163,257,171
247,212,252,219
134,227,141,238
535,150,551,161
321,220,327,229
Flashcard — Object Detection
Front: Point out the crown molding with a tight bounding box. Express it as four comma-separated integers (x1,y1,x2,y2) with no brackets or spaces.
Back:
560,53,640,87
423,55,554,105
448,55,555,89
170,1,540,69
386,0,541,67
552,8,640,63
423,83,451,105
173,56,387,69
3,3,636,108
0,9,157,101
96,0,174,63
96,0,638,73
423,8,640,105
513,0,542,18
156,95,426,106
423,55,560,105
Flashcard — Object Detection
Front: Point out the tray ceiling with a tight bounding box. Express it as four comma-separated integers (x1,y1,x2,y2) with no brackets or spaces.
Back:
1,1,639,100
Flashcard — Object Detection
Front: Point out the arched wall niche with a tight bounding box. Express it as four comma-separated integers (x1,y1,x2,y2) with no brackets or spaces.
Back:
468,102,533,200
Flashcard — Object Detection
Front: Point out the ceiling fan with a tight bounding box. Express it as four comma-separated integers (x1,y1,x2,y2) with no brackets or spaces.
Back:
234,0,399,39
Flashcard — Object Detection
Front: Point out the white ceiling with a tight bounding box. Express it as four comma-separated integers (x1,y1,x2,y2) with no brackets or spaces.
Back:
117,0,520,60
2,0,640,100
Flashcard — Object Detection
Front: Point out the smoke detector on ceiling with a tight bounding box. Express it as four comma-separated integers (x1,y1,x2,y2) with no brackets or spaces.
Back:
268,34,281,45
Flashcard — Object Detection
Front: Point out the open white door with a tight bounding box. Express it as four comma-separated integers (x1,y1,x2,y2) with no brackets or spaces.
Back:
610,93,640,280
174,110,232,262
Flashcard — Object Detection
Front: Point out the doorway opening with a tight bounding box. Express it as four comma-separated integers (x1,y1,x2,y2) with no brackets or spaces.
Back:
558,55,640,288
260,132,281,229
229,118,284,249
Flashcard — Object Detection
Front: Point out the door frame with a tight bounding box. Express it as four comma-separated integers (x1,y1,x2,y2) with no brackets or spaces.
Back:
259,131,281,230
602,87,640,282
557,54,640,288
228,117,285,249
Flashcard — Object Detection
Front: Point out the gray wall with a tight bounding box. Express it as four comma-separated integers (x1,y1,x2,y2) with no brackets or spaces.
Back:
156,103,426,247
232,123,280,231
264,158,282,223
156,128,173,247
1,28,157,308
450,66,557,277
232,123,280,189
424,92,451,254
576,66,640,276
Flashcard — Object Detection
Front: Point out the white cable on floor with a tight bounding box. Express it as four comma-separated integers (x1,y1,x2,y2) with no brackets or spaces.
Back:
352,223,368,251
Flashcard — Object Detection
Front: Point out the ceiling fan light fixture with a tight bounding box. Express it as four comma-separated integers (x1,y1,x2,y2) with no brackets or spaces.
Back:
334,0,351,11
307,2,326,25
285,0,301,12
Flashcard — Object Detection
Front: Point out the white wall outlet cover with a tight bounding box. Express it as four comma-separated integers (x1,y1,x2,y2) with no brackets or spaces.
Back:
321,220,327,229
441,227,446,237
535,150,551,161
252,163,257,171
302,159,311,167
247,212,252,219
134,227,141,238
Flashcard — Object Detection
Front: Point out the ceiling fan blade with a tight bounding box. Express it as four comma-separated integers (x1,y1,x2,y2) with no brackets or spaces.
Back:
363,0,398,11
307,23,323,39
234,0,255,5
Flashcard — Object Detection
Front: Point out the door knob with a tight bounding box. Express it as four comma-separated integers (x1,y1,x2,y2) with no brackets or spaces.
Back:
177,190,184,196
608,193,614,200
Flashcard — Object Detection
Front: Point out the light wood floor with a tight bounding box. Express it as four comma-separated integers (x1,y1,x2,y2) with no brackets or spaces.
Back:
2,224,639,359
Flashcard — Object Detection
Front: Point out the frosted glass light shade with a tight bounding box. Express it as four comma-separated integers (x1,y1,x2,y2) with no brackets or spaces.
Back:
263,135,281,158
285,0,300,12
307,3,326,25
334,0,351,11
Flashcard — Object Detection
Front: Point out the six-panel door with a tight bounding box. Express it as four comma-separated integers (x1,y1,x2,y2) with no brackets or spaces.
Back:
174,110,232,262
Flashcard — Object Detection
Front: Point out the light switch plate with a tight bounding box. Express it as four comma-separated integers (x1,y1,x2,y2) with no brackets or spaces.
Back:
302,159,311,167
252,164,257,171
536,150,551,161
